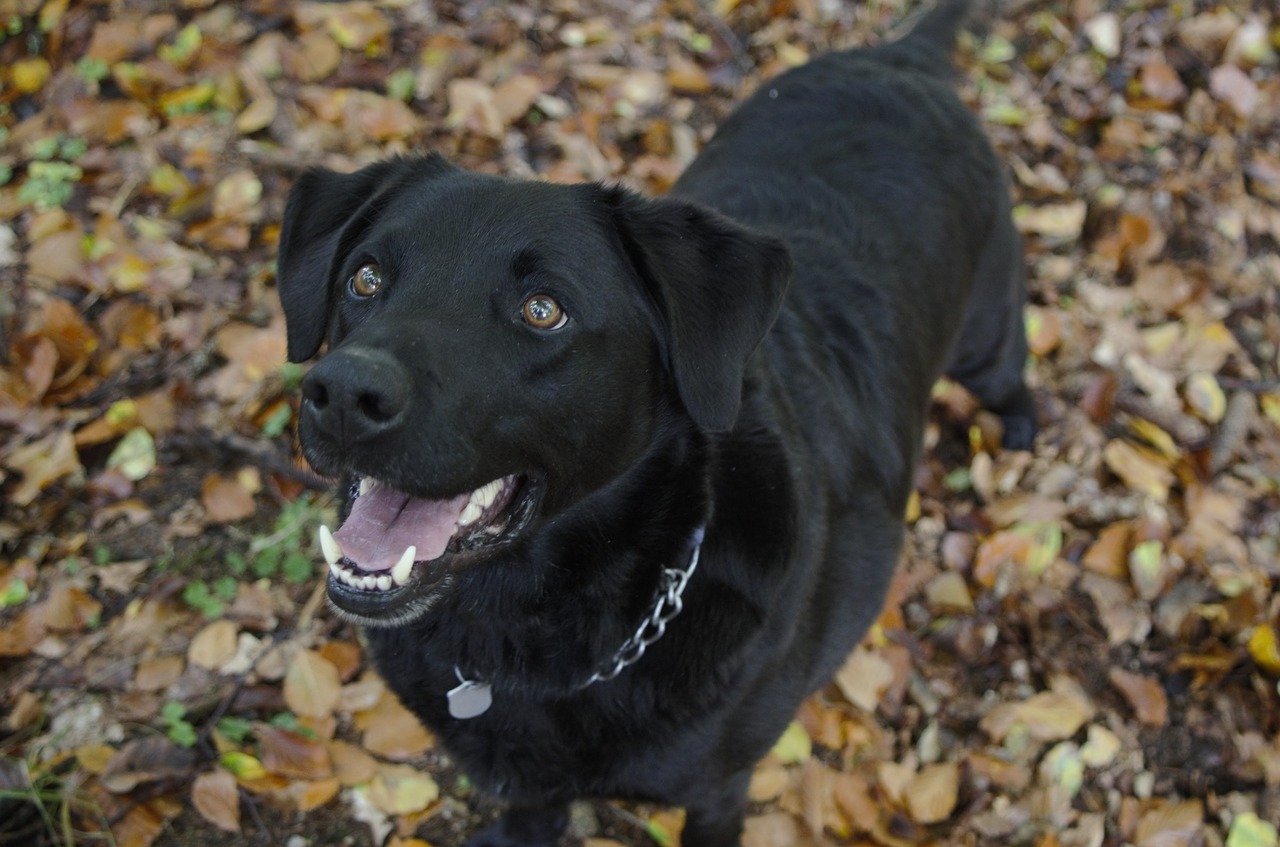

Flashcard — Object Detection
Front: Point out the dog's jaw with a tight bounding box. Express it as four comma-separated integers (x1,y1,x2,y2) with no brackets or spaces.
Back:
318,473,539,624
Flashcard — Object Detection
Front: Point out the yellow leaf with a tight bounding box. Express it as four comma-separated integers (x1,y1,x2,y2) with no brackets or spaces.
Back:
11,58,52,94
770,721,811,765
366,763,439,815
1128,417,1179,461
1247,625,1280,676
1183,372,1226,423
220,752,266,781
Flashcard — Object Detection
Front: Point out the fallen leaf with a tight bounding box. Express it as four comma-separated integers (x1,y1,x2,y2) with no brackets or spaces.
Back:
283,650,342,719
357,688,433,759
258,725,332,779
188,620,239,670
904,762,959,824
1109,668,1168,726
366,762,439,815
1226,813,1278,847
771,721,812,765
980,685,1093,743
835,646,895,712
192,769,241,833
1103,439,1174,501
1135,799,1203,847
328,739,378,786
4,430,83,506
201,472,255,523
1209,64,1259,117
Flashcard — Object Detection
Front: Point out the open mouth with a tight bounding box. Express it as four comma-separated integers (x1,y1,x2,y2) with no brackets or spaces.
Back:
318,473,533,618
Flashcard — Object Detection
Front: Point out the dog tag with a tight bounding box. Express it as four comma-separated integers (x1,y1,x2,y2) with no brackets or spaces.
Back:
447,679,492,719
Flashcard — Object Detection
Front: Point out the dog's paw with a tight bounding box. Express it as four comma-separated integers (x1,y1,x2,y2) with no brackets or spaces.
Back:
1000,413,1037,452
463,805,568,847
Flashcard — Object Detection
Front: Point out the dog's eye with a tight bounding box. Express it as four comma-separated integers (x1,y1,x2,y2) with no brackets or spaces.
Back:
521,295,567,330
350,263,382,298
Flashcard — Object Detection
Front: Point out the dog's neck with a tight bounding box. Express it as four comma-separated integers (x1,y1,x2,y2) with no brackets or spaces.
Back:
447,525,706,719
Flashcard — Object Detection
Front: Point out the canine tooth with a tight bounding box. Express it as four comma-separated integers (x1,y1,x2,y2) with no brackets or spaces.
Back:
376,576,392,591
392,546,416,585
358,477,372,497
328,562,341,580
319,525,342,566
458,501,483,527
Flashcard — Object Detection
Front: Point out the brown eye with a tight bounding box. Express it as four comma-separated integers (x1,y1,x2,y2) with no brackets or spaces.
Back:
350,263,382,297
521,295,567,330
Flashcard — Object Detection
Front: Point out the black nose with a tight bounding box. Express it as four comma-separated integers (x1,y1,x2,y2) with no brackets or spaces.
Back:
301,347,411,446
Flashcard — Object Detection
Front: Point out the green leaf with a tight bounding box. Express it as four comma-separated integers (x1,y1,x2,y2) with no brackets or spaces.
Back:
161,701,186,725
226,552,247,575
212,576,239,601
76,56,109,81
771,720,811,764
1227,813,1279,847
216,716,253,743
106,427,156,481
386,68,416,103
0,579,30,608
282,551,312,584
261,403,292,438
252,547,281,579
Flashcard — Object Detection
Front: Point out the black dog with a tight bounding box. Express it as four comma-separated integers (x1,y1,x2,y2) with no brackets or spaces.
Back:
276,1,1035,844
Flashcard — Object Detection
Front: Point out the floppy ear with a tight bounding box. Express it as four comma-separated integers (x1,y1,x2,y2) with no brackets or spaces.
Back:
602,186,792,430
276,157,447,361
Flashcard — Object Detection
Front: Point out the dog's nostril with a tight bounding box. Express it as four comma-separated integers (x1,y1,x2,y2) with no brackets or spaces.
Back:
357,390,400,423
302,380,329,408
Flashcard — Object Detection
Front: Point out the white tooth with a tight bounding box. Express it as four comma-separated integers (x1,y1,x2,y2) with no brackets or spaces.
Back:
328,562,341,579
477,479,501,508
358,477,372,496
376,576,392,591
458,501,483,527
392,546,416,585
357,576,371,590
319,525,342,566
343,569,357,586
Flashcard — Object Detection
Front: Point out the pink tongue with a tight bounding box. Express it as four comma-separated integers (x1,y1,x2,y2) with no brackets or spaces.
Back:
333,482,471,571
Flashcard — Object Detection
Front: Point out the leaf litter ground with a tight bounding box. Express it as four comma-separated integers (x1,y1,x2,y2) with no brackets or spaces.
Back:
1,0,1278,846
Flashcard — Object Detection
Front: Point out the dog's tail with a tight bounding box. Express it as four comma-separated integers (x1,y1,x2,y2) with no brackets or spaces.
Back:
880,0,975,76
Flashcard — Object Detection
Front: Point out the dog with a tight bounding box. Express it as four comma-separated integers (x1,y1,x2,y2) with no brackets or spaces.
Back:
276,1,1036,843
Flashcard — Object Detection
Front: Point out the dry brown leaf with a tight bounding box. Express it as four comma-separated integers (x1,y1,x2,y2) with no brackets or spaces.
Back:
134,656,185,692
1103,439,1174,501
188,620,239,670
1082,521,1132,578
357,688,434,760
834,646,895,712
1108,668,1168,726
980,686,1093,743
283,650,342,719
328,739,379,786
904,762,959,824
1139,59,1188,104
1016,200,1087,241
1135,799,1204,847
192,769,241,833
258,725,333,780
201,473,256,524
4,430,83,506
1209,64,1258,117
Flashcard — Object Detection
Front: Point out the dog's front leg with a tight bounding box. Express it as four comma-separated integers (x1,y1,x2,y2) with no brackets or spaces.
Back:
681,769,752,847
465,802,569,847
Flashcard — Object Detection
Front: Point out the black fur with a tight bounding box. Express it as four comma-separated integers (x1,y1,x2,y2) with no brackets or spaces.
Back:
277,3,1036,845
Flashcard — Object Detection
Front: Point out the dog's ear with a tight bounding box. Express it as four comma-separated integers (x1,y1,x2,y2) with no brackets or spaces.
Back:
601,186,792,430
277,157,448,361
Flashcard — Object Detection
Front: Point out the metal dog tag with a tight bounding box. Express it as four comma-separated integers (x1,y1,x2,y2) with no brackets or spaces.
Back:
447,679,492,719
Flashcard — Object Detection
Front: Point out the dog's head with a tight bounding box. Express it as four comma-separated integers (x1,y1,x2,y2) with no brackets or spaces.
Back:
277,154,790,625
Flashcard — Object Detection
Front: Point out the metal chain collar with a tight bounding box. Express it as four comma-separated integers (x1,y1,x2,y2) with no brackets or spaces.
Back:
447,526,707,717
580,525,706,688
